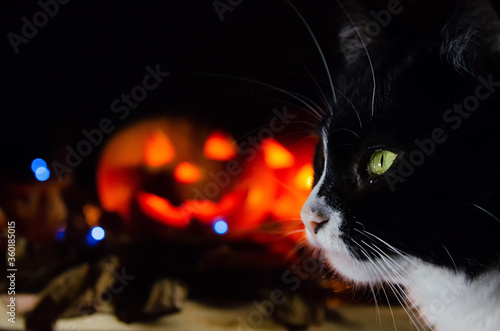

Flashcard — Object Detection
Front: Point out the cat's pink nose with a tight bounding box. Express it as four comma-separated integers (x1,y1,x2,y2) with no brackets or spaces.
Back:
312,216,329,234
301,206,329,234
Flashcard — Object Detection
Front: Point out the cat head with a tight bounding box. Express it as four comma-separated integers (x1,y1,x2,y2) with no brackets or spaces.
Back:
302,0,500,283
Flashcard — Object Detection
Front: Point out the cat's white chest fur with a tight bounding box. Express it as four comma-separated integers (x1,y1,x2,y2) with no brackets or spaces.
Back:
405,262,500,331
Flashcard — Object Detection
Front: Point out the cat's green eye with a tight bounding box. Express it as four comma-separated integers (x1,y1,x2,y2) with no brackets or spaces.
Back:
368,150,397,175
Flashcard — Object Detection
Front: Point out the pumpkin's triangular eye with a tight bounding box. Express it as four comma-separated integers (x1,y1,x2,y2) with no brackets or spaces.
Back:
203,131,236,161
262,139,295,169
294,164,314,190
144,130,175,167
174,162,201,184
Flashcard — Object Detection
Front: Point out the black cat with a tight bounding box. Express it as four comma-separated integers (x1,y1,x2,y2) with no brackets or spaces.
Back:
301,0,500,329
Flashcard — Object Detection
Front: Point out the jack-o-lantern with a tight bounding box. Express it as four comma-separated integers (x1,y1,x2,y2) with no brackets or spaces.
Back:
96,116,316,244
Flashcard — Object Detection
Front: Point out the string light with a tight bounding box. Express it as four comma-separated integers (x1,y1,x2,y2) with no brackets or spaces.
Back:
91,226,105,241
55,227,66,241
31,158,47,172
86,226,105,246
213,217,228,235
31,158,50,181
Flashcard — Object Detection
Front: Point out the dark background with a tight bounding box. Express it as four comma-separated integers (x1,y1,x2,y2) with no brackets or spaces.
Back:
0,0,339,191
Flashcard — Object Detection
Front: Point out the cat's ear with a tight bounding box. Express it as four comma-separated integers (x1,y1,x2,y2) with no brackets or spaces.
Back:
335,0,448,66
361,0,500,73
336,1,375,66
336,0,500,72
438,0,500,73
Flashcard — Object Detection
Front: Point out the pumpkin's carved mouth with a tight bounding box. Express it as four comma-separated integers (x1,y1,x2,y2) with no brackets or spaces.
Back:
136,187,249,229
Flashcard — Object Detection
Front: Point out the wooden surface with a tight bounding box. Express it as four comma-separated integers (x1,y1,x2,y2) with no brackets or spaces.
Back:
1,296,415,331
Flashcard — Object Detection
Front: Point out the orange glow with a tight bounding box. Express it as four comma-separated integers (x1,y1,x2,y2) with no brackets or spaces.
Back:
174,162,201,183
184,200,219,222
247,187,263,206
136,191,188,228
144,130,175,167
262,139,295,169
97,168,137,217
82,204,102,227
272,196,299,220
203,131,236,161
232,173,277,230
295,164,315,190
185,189,248,223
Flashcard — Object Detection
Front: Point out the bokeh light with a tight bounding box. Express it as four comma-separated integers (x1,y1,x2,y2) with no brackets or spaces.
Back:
91,226,105,241
31,158,47,172
174,162,201,183
86,226,105,246
35,167,50,181
55,227,66,241
213,218,228,235
31,158,50,181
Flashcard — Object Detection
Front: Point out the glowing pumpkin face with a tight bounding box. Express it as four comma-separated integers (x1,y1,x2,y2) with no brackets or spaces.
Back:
97,118,238,225
96,116,316,241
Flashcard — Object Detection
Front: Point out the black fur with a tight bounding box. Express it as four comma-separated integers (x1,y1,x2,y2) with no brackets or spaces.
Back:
313,0,500,279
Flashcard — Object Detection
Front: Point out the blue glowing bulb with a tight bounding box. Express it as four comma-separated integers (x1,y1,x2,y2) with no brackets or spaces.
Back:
213,219,228,235
31,158,47,173
55,227,66,241
31,158,50,181
35,167,50,181
91,226,105,241
86,226,105,247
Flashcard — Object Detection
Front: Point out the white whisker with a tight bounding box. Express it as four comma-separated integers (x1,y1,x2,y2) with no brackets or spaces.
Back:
334,87,363,130
360,247,399,330
355,240,427,331
193,72,324,121
290,52,332,112
350,238,383,329
471,203,500,223
335,0,377,118
443,245,458,272
359,240,432,331
354,229,420,269
271,91,322,122
284,0,338,105
331,127,360,139
357,231,433,312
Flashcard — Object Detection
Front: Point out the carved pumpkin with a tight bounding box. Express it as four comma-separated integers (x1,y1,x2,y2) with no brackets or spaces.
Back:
96,116,315,242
